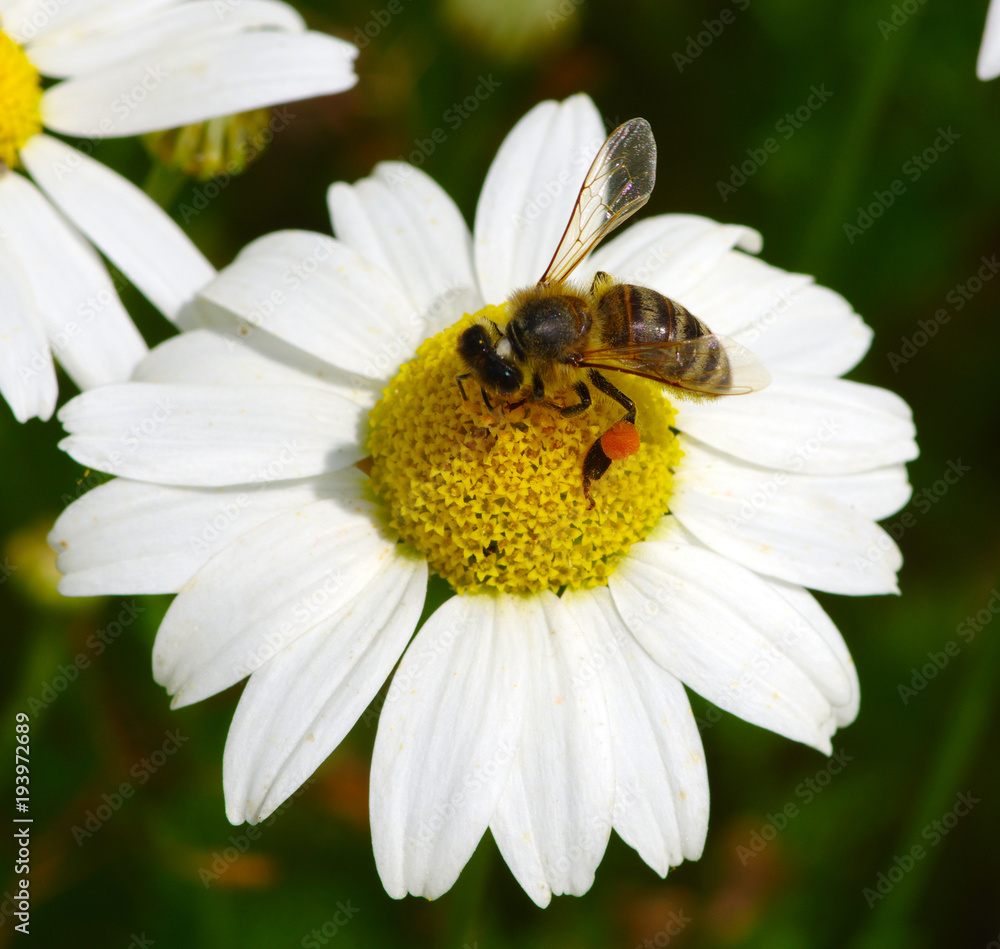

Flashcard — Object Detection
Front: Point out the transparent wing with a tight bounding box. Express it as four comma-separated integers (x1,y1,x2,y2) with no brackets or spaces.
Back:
579,334,771,396
538,117,657,285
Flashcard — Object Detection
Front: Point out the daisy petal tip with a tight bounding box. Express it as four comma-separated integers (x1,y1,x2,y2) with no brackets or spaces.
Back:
224,802,247,826
834,705,859,729
371,859,407,901
55,399,79,427
683,836,707,864
168,686,200,711
247,801,273,827
327,180,349,203
10,393,56,424
382,882,407,901
737,226,764,254
527,885,553,909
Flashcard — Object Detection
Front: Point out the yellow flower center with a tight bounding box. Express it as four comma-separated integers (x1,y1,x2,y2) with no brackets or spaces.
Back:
143,108,275,180
368,306,682,595
0,28,43,168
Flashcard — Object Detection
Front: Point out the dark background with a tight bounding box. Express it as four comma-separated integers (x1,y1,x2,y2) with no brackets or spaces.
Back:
2,0,998,946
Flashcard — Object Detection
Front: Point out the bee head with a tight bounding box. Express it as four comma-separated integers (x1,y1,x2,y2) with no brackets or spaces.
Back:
458,324,523,395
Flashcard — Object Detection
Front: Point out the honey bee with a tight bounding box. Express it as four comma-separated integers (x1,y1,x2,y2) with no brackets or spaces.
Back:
457,117,770,506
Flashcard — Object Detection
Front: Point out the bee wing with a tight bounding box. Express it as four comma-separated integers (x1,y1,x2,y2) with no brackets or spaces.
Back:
538,118,657,285
580,334,772,396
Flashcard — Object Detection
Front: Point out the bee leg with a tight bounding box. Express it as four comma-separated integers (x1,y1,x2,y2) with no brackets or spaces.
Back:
532,373,546,401
582,439,613,509
545,380,591,417
588,370,636,423
456,373,471,401
581,371,638,508
480,387,495,412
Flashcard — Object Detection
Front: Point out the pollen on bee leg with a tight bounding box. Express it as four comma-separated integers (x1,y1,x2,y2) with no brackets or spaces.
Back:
600,421,641,460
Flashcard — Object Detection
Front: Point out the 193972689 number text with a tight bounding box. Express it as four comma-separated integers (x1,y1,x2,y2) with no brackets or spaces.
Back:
12,711,32,935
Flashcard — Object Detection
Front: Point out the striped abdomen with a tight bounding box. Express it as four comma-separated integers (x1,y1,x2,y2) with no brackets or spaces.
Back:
593,281,733,391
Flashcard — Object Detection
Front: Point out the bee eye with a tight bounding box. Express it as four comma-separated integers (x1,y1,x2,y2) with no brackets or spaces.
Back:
458,322,522,394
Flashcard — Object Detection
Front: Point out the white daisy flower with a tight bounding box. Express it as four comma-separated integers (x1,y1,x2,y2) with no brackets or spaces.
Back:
979,0,1000,79
49,94,917,906
0,0,357,422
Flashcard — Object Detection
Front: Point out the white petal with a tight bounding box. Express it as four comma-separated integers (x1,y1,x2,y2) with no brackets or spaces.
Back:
979,0,1000,79
610,532,838,754
563,587,709,873
49,468,366,595
733,285,871,378
58,382,367,486
6,0,178,46
765,579,860,727
371,594,528,900
474,94,606,303
0,169,147,390
675,372,918,474
41,31,357,138
488,592,615,907
21,135,215,322
671,438,903,595
133,327,379,404
27,0,305,78
670,247,812,338
655,521,855,712
328,162,480,328
198,230,419,382
677,250,873,376
806,465,912,521
226,553,427,824
153,496,394,706
586,215,763,303
0,200,57,421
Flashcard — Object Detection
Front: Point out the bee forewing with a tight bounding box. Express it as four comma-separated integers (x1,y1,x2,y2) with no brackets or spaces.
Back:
538,118,657,285
664,334,771,396
707,335,771,394
582,334,771,396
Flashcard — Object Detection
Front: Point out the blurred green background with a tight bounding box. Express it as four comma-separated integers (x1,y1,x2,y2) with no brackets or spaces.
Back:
3,0,999,946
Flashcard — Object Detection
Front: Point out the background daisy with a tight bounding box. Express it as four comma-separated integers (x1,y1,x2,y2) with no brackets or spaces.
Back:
0,0,357,422
4,2,998,946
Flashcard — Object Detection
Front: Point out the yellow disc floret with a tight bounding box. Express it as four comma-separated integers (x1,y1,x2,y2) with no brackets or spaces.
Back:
0,29,42,168
368,306,682,595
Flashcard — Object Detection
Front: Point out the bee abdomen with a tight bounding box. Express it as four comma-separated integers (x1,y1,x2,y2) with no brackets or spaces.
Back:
595,283,701,341
597,283,732,388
